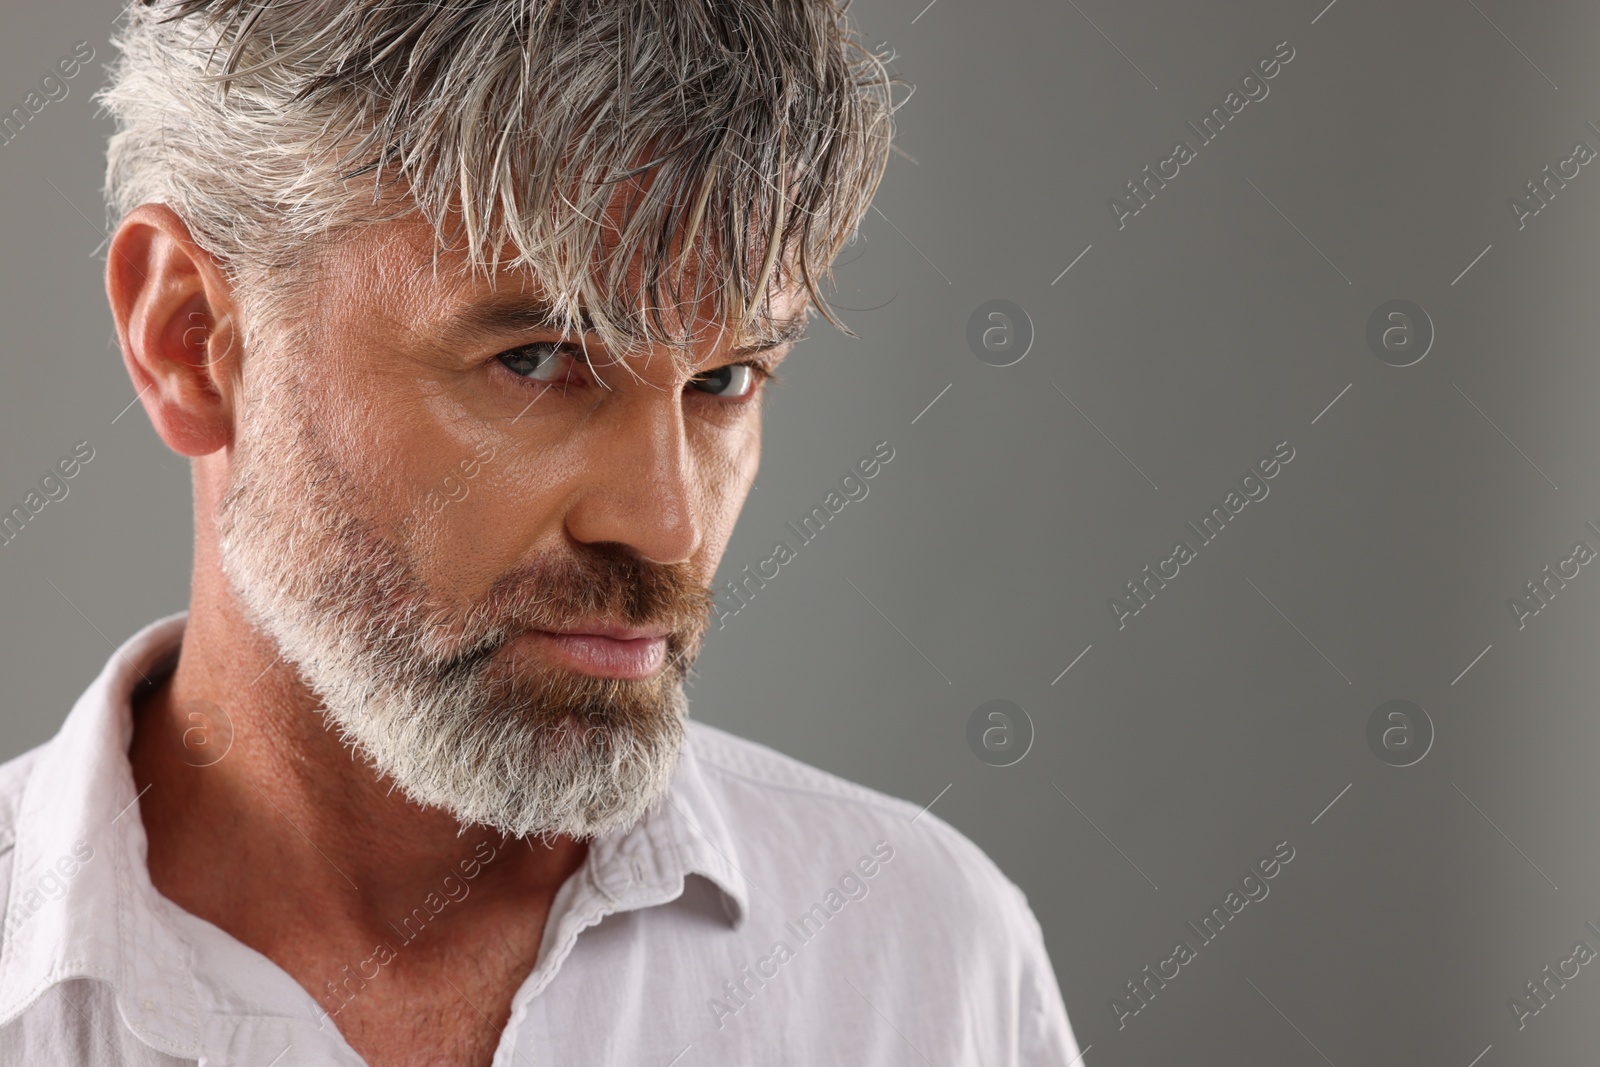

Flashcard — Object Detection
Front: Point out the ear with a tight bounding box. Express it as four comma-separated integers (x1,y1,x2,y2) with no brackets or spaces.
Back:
106,204,243,457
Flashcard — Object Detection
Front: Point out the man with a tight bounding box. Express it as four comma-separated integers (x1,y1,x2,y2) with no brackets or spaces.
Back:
0,1,1080,1063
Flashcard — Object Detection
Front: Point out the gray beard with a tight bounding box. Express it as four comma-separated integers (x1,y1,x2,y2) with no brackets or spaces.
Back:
213,362,693,840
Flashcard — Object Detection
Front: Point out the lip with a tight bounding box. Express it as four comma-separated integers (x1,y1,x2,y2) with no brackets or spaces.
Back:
513,624,670,679
540,622,670,641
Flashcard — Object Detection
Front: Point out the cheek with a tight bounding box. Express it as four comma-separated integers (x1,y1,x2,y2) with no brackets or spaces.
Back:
691,419,761,566
407,444,561,592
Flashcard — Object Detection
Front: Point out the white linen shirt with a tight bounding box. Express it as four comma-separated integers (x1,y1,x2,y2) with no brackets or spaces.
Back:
0,613,1080,1065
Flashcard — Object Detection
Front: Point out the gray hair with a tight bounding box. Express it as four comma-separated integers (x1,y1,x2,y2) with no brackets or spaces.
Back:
99,0,897,352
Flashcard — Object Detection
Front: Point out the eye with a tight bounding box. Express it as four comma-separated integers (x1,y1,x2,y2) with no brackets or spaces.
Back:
497,342,577,383
688,362,765,400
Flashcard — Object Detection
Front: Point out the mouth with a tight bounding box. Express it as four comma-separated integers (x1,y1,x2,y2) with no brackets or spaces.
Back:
510,623,671,680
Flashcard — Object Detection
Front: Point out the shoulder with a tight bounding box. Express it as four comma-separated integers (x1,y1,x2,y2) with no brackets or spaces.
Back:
681,721,1078,1061
684,719,1033,925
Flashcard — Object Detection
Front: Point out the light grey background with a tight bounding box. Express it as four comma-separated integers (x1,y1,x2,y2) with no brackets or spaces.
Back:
5,0,1600,1062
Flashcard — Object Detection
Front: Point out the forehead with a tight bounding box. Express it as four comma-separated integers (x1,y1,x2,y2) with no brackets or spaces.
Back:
331,212,811,354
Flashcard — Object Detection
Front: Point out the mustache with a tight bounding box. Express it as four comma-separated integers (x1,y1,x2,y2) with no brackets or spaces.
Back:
453,545,717,661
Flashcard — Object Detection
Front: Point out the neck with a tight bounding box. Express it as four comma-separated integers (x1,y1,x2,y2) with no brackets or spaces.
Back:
127,564,588,964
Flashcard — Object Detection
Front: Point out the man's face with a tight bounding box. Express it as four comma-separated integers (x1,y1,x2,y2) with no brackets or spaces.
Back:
214,216,805,839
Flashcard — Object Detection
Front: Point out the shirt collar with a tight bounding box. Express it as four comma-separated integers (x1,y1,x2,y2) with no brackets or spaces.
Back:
0,610,748,1055
587,720,749,928
0,610,203,1057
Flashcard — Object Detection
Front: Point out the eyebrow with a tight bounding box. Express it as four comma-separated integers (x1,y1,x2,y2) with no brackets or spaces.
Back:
733,316,808,354
448,301,589,340
442,299,808,355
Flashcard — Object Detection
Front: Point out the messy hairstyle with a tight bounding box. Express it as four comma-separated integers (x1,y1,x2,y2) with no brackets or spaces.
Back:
99,0,897,355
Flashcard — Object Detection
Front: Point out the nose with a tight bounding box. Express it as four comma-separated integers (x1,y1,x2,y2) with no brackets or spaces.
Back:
562,388,703,566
